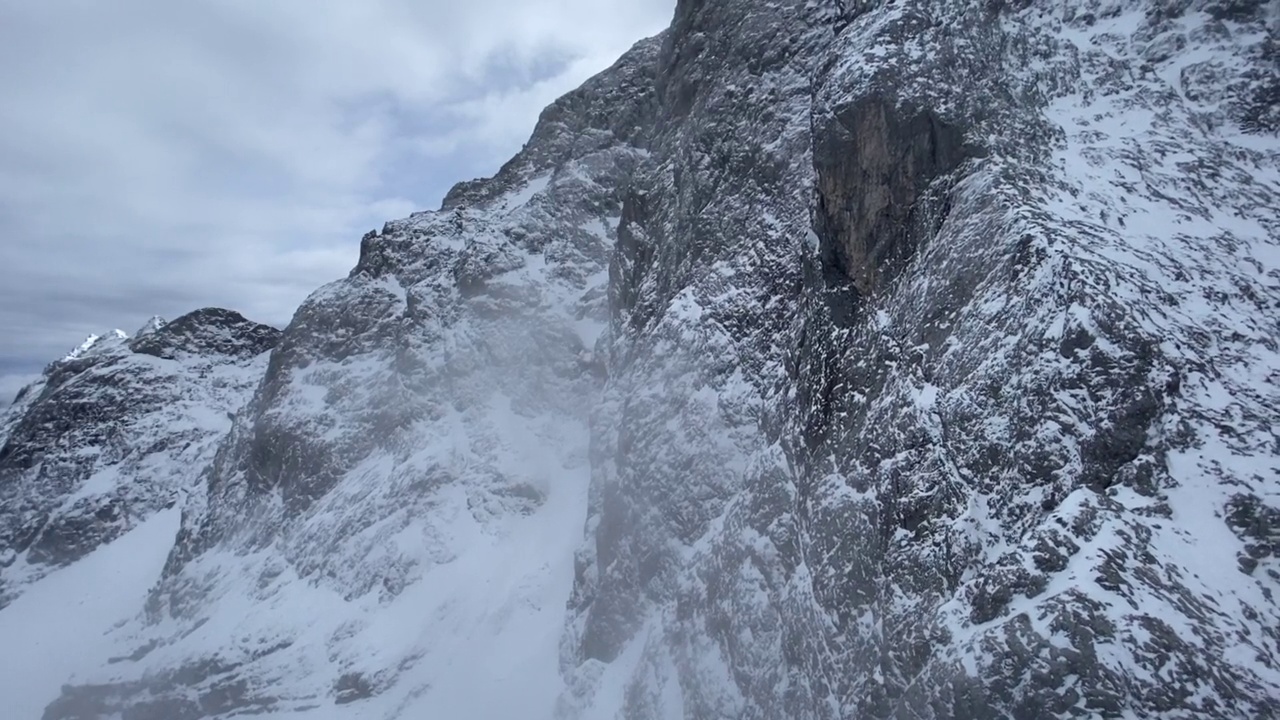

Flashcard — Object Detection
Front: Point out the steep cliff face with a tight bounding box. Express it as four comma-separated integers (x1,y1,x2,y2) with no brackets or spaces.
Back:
0,310,278,610
568,0,1280,718
5,0,1278,718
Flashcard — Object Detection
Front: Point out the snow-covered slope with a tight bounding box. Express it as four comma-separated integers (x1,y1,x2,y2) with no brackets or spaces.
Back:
0,508,180,719
2,0,1277,718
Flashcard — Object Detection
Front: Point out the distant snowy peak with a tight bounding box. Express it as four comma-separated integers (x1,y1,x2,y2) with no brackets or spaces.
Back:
133,315,167,338
55,309,276,368
62,334,100,362
129,307,280,361
61,329,128,362
0,306,280,609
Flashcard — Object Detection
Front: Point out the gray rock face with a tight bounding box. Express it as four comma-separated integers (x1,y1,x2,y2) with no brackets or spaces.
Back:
10,0,1280,718
814,96,971,298
566,0,1280,718
0,310,279,608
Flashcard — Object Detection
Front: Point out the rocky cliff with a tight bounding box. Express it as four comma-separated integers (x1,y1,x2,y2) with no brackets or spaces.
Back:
2,0,1277,718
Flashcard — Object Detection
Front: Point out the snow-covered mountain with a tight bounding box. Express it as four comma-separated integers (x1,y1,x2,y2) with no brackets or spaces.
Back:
0,309,279,610
2,0,1278,718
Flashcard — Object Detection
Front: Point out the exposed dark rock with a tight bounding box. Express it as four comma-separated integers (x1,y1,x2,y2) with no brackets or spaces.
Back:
813,96,971,298
130,308,281,361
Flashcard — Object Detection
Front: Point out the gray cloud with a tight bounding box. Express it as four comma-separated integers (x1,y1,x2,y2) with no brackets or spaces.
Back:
0,0,673,403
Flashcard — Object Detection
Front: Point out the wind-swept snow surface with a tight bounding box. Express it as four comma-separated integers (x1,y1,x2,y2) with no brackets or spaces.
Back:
318,432,593,720
42,414,593,720
0,509,180,719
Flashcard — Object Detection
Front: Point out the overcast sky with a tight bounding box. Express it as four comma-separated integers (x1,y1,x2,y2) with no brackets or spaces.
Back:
0,0,673,404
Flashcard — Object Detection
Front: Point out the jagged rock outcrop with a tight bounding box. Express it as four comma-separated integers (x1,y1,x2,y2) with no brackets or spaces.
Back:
130,308,279,361
0,309,279,608
7,0,1278,718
